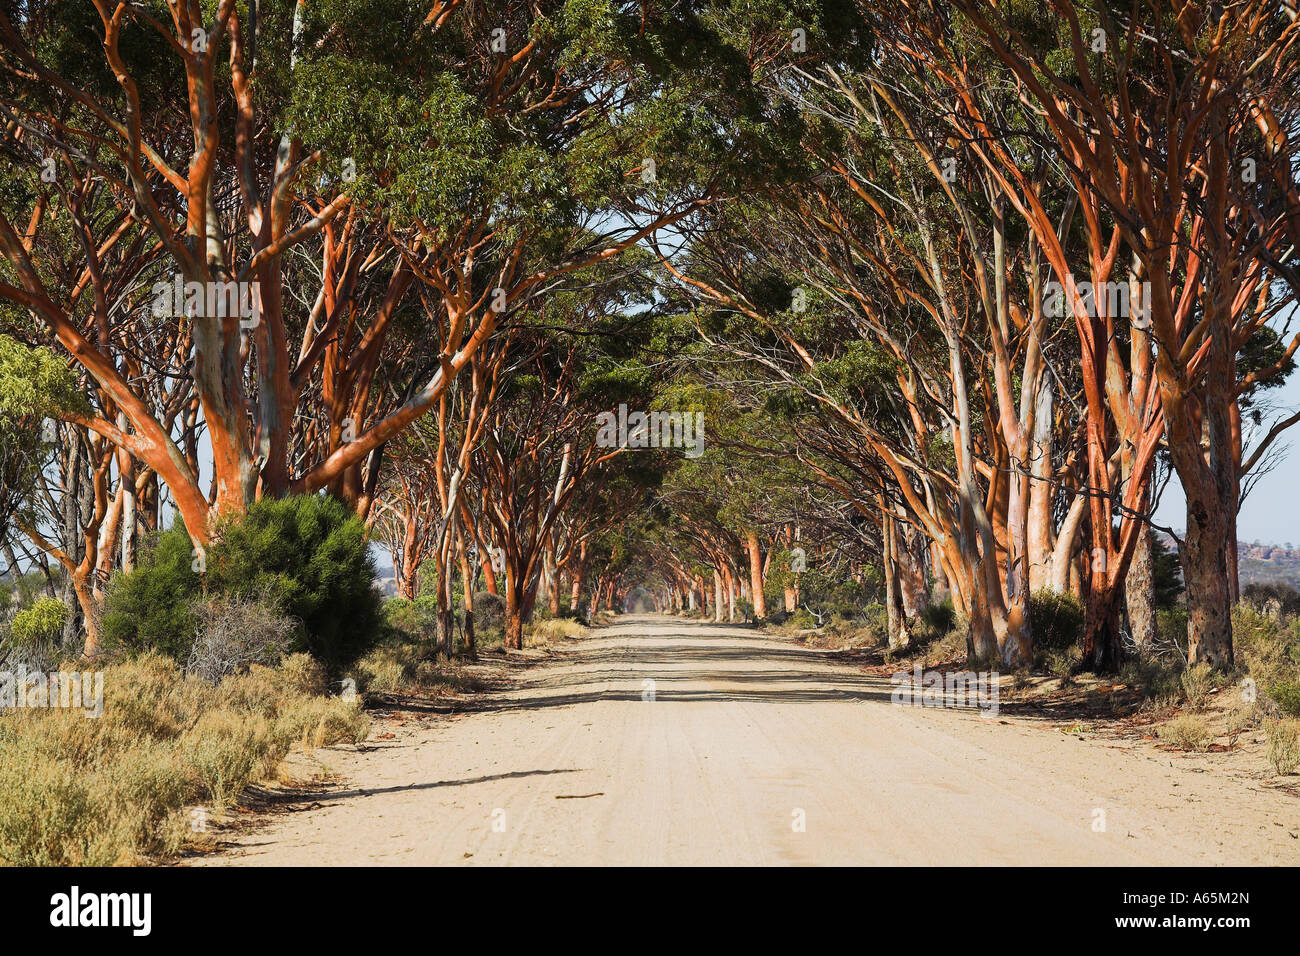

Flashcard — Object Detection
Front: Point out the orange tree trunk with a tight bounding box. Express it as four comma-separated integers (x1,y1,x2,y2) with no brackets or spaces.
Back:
745,531,766,621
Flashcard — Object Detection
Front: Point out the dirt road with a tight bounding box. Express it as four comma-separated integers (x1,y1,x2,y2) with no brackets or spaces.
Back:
205,616,1299,866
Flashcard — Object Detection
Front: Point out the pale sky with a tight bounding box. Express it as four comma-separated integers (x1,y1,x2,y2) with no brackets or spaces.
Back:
1154,371,1300,547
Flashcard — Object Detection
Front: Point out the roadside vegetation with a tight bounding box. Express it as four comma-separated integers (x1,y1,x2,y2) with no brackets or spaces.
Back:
0,495,490,865
0,651,368,865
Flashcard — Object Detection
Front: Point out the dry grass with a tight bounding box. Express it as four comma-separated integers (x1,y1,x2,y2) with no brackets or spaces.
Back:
1157,713,1214,751
1266,718,1300,775
524,617,588,647
0,652,368,865
1224,699,1261,747
352,644,486,696
1179,663,1217,711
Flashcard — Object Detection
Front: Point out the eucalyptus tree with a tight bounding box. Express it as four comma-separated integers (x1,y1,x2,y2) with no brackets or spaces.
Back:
0,0,798,547
946,0,1300,669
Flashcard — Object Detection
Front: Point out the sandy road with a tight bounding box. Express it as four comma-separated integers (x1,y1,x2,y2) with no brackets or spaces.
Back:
205,615,1299,866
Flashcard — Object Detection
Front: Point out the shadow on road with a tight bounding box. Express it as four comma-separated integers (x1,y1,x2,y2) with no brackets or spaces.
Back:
469,618,899,712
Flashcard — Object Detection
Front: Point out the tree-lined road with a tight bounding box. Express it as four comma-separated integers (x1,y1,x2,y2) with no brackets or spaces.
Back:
207,617,1298,866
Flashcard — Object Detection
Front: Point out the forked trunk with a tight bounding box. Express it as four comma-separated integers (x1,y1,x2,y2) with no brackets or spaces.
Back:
1080,577,1124,673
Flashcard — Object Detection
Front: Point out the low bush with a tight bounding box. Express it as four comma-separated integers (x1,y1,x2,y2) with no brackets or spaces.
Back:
99,526,200,660
1180,663,1217,711
1155,608,1190,658
1120,655,1182,704
473,591,505,626
383,596,439,642
3,596,68,669
1158,714,1213,751
352,644,485,696
920,599,956,638
185,591,298,684
10,597,67,646
1029,590,1084,653
102,494,382,673
525,617,587,646
1269,679,1300,718
785,608,818,629
1266,718,1300,775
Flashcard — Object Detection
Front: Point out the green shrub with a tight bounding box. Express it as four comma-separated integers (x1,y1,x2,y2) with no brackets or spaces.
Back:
9,597,67,647
383,595,438,641
3,599,69,671
100,525,201,659
1234,605,1300,693
102,494,381,673
860,603,889,640
473,590,505,632
920,598,956,637
1268,679,1300,718
1029,589,1084,652
1120,655,1182,703
1156,608,1190,656
786,608,817,629
207,495,381,673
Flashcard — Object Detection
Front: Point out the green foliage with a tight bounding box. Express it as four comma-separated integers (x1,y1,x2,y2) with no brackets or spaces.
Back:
1151,534,1185,611
1029,589,1084,653
205,495,382,674
1232,604,1300,693
1119,655,1182,703
1269,680,1300,718
9,597,67,647
0,335,89,536
920,599,957,638
100,526,201,660
103,495,381,673
472,590,506,641
0,334,88,421
1156,608,1190,656
383,596,439,642
785,607,818,629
